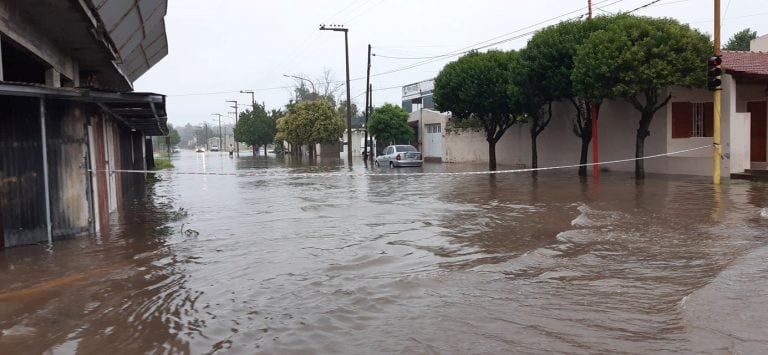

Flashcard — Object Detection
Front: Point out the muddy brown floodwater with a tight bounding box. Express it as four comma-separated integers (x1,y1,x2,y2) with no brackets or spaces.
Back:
1,151,767,354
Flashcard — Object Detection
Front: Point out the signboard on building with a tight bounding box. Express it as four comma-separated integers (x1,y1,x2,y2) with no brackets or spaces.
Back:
402,79,435,100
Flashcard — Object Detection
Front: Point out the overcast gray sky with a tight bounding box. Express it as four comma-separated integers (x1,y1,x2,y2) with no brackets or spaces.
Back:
133,0,768,127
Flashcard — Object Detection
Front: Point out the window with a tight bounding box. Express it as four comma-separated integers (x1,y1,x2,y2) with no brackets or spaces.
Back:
425,123,441,134
671,102,713,138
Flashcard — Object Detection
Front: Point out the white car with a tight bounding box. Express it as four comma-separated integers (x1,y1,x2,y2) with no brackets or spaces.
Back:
375,145,423,168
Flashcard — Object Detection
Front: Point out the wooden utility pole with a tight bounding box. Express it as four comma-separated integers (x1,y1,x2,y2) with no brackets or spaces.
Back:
713,0,722,184
364,44,372,162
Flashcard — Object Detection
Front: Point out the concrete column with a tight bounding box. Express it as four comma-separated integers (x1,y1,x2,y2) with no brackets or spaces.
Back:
45,68,61,87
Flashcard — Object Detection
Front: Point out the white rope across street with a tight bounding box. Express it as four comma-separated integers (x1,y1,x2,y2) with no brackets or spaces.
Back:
92,145,712,178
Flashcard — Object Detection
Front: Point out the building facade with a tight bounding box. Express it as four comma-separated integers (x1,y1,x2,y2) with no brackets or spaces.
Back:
0,0,169,248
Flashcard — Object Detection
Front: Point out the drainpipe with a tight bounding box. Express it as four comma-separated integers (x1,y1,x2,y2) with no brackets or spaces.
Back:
40,98,52,244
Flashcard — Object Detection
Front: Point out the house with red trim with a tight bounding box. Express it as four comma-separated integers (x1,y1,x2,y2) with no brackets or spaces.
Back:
432,50,768,179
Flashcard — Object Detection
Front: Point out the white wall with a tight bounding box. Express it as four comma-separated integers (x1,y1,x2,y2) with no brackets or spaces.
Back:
730,112,751,173
751,34,768,52
736,83,768,168
442,87,740,176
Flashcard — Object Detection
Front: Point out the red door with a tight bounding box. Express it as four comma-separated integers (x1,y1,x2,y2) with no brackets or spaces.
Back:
748,101,767,162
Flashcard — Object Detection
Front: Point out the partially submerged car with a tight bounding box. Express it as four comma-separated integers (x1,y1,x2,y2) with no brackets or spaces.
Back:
375,145,423,168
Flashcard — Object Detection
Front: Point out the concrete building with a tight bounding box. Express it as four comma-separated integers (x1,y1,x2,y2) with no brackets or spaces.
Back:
439,51,768,178
408,109,448,162
402,79,435,113
0,0,169,248
751,34,768,52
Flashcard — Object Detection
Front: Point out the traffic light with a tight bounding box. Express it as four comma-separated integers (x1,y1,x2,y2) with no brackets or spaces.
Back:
707,55,722,91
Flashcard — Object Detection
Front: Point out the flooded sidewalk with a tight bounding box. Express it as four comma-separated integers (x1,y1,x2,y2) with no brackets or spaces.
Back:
1,151,767,354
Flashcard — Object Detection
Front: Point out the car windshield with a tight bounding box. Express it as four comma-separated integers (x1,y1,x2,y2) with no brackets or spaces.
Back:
395,145,417,152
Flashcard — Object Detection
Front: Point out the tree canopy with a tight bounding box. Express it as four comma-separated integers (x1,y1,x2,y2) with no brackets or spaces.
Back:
434,50,523,171
367,103,413,146
235,103,277,155
276,100,344,149
572,15,710,178
520,16,618,175
724,28,757,51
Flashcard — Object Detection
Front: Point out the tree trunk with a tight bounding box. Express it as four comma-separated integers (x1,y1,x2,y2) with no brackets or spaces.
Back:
531,132,538,170
488,140,497,171
635,113,653,180
264,145,268,157
253,145,257,156
578,117,593,177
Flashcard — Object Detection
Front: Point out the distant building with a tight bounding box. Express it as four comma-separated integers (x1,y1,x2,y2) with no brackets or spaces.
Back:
401,79,435,113
751,33,768,52
1,0,170,248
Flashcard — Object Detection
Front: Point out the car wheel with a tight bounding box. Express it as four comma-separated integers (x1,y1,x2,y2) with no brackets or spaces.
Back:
389,161,395,169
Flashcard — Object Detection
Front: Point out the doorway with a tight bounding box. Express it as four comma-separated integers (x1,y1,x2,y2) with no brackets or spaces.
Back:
748,101,767,163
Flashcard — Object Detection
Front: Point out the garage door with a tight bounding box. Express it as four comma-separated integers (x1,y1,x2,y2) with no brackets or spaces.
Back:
425,123,442,159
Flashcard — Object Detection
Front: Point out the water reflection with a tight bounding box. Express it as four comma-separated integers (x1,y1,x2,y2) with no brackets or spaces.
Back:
0,178,199,354
1,151,766,354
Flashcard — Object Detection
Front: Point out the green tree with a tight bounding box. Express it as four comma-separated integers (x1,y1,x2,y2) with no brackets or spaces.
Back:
572,15,710,179
337,100,358,122
367,103,413,146
724,28,757,51
155,124,181,153
434,50,522,171
168,127,181,146
235,103,277,156
276,100,344,156
520,17,617,176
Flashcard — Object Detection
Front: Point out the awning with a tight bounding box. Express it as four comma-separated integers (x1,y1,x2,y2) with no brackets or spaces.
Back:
0,82,168,136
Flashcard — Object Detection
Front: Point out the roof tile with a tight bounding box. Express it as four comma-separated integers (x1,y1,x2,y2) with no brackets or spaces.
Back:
722,51,768,76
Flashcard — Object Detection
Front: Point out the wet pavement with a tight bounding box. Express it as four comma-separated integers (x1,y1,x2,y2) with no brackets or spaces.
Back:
1,150,767,354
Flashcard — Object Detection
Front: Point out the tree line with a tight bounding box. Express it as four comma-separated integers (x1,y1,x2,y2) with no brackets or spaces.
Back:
433,14,712,178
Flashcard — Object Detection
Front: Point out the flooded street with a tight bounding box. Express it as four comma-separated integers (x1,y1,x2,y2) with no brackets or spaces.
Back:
2,151,768,354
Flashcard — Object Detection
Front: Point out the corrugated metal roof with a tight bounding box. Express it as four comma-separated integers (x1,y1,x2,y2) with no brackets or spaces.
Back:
89,0,169,81
0,82,168,136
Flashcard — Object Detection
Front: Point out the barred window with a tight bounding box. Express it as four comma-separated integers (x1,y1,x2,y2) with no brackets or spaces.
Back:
671,102,713,138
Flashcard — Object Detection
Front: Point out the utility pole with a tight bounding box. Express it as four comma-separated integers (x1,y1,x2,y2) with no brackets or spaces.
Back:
368,83,374,162
226,100,239,156
212,113,223,151
320,24,353,166
713,0,722,185
588,0,599,179
363,44,372,162
240,90,255,107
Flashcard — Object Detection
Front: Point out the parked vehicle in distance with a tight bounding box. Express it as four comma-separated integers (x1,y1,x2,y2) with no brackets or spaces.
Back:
171,146,181,153
375,145,423,168
195,147,205,153
210,145,220,152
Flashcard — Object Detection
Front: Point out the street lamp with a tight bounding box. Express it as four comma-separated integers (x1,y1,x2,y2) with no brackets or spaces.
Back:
319,24,353,166
282,74,316,94
211,113,224,152
240,90,255,106
226,100,239,156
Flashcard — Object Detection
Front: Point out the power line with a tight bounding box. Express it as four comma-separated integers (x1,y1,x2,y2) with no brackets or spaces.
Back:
362,0,676,80
628,0,665,13
169,0,676,99
167,86,292,97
